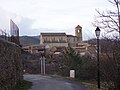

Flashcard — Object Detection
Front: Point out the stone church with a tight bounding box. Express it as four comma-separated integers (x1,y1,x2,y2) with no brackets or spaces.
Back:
23,25,95,56
40,25,82,48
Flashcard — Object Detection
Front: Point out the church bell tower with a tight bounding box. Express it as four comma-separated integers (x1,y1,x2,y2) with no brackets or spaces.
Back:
75,25,82,41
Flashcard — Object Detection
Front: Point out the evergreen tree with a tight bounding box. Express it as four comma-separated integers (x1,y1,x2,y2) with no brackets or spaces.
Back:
63,46,82,77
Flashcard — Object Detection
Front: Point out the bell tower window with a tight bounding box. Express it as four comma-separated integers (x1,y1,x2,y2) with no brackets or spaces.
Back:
75,25,82,41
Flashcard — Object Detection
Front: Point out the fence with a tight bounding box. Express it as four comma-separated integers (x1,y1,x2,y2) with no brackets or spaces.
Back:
0,29,10,41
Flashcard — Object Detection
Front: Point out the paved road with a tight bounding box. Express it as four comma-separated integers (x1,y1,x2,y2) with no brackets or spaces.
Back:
24,74,87,90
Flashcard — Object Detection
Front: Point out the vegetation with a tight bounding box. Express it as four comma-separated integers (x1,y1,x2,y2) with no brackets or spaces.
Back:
93,0,120,89
61,46,82,77
63,46,82,69
99,38,120,90
93,0,120,36
11,80,32,90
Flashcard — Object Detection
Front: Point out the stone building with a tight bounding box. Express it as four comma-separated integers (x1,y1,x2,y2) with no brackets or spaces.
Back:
40,25,82,48
22,44,45,54
40,33,68,48
22,25,95,56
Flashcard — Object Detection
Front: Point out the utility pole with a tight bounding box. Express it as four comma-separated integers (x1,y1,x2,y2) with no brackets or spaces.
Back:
43,56,46,75
40,57,43,75
40,56,46,75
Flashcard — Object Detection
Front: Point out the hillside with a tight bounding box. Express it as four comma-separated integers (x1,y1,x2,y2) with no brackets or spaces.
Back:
20,36,40,46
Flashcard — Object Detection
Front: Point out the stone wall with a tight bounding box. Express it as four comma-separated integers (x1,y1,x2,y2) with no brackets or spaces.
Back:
0,39,23,90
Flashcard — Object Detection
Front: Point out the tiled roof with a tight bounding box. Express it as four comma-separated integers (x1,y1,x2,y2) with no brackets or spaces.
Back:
41,33,66,36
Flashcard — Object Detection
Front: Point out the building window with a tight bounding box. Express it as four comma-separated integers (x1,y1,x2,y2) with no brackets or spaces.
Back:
53,37,55,41
61,37,63,40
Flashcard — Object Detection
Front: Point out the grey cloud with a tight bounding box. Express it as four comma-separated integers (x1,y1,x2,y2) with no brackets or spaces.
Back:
18,17,35,36
18,17,55,36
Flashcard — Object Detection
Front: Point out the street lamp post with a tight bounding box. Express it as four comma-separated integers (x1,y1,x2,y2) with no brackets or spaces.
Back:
95,27,101,89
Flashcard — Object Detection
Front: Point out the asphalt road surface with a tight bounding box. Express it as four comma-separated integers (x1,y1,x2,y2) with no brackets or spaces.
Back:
24,74,87,90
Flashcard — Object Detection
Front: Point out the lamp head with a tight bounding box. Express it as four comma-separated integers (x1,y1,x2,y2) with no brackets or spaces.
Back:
95,27,101,38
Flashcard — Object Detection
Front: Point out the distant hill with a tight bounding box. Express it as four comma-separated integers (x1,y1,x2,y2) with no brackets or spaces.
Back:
20,36,40,46
33,35,40,40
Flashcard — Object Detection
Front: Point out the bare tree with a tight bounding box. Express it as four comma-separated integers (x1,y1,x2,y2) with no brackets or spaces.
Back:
93,0,120,37
93,0,120,89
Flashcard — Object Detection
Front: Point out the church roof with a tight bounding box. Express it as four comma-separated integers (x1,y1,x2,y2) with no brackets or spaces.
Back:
75,25,82,29
41,33,66,36
67,35,77,37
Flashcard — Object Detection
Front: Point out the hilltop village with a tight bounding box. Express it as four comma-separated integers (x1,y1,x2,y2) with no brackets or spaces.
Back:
22,25,96,57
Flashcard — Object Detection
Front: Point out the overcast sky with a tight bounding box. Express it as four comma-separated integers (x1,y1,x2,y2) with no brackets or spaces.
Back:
0,0,113,40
